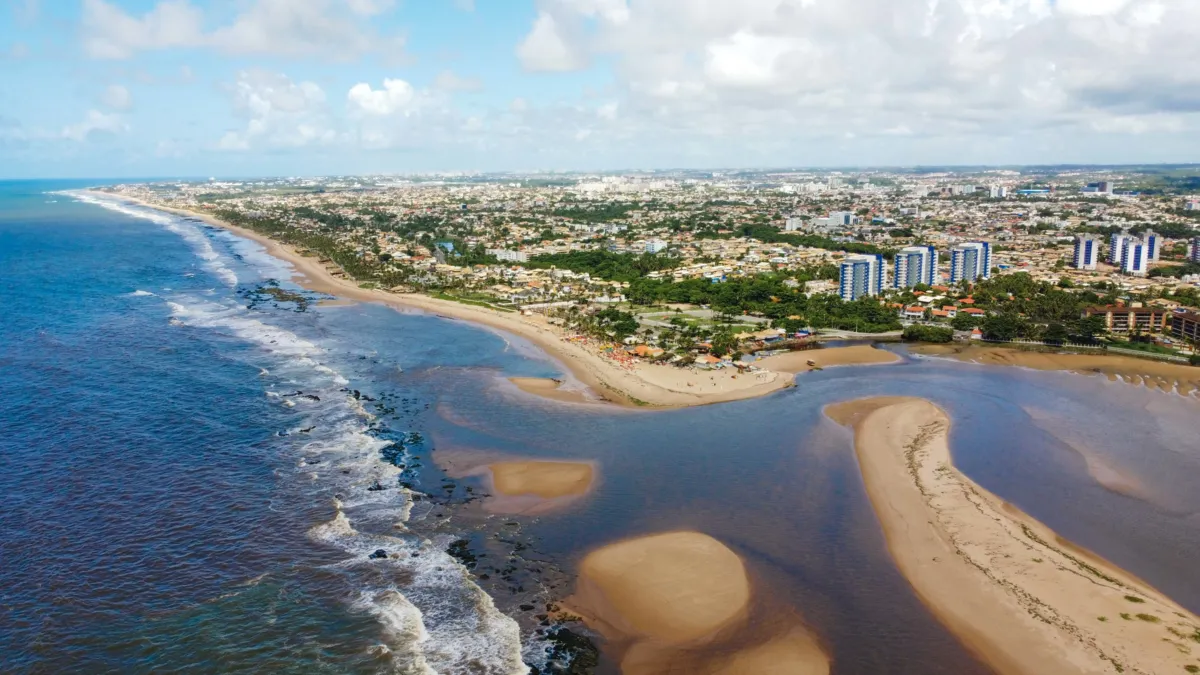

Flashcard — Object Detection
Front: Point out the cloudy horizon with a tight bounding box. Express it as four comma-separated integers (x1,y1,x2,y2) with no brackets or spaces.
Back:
3,0,1199,178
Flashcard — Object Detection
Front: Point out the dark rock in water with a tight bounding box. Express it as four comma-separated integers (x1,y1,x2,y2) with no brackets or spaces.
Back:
520,604,535,612
367,481,385,491
299,426,315,433
369,549,388,560
299,394,320,402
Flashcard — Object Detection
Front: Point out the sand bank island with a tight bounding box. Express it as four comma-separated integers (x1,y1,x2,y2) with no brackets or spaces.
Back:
564,531,829,675
434,449,596,515
914,344,1200,397
828,396,1200,675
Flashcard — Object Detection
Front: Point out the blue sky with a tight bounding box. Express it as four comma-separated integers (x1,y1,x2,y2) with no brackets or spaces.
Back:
2,0,1199,178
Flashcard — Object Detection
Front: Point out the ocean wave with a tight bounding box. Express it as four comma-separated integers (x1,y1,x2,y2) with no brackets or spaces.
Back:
127,290,156,297
66,191,239,287
164,293,527,673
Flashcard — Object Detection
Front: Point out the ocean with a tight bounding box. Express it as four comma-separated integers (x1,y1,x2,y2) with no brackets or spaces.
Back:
3,180,1200,674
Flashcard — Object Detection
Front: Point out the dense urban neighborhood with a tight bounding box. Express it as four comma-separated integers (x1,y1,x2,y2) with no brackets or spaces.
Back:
102,167,1200,364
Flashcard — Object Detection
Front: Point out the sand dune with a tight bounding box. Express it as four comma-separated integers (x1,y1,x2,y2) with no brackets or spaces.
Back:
829,396,1200,675
565,531,829,675
757,345,901,374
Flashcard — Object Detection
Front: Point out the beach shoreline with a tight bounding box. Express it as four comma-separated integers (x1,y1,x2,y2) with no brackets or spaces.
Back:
89,190,799,410
912,344,1200,397
829,396,1200,675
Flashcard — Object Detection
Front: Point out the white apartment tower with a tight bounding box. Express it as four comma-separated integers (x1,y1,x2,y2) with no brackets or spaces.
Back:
1121,238,1150,276
1072,235,1099,270
839,254,885,301
949,242,992,285
893,246,938,289
1109,231,1130,266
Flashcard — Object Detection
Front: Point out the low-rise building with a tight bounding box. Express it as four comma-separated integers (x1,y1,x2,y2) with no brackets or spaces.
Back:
1084,305,1170,333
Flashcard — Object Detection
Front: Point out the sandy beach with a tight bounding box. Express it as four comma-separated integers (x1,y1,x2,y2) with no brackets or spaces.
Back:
102,192,800,410
565,531,829,675
756,344,901,374
829,396,1200,675
507,377,603,405
913,344,1200,397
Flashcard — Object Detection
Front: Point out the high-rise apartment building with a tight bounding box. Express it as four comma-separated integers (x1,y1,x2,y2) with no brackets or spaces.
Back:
949,242,991,285
1144,229,1160,261
839,254,885,301
1109,231,1130,265
1072,235,1099,270
1121,238,1150,276
893,246,938,289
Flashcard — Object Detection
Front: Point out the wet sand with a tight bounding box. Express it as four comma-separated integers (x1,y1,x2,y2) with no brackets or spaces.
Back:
757,345,901,374
829,396,1200,675
95,193,796,410
565,531,829,675
507,377,600,405
434,448,596,515
913,344,1200,396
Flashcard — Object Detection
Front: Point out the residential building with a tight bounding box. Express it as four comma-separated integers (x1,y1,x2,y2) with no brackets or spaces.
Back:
1144,229,1161,261
1072,235,1099,270
645,239,667,254
893,245,938,289
839,254,885,301
1084,305,1170,333
1121,238,1150,276
487,249,529,263
1191,237,1200,263
1170,310,1200,345
989,185,1007,199
949,242,991,284
1109,231,1130,265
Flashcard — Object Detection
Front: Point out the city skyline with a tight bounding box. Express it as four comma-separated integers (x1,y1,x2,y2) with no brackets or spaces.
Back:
4,0,1200,178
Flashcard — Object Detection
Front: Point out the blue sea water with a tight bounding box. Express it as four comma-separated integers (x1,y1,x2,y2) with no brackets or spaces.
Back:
4,180,1200,675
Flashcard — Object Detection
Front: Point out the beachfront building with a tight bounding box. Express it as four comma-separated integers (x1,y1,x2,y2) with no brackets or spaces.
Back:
949,242,991,285
1170,310,1200,345
1072,235,1100,270
1084,305,1171,334
839,254,885,301
1120,238,1150,276
893,245,938,289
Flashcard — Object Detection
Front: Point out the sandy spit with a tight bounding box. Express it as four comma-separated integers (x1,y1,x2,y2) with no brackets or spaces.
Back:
829,396,1200,675
104,193,796,410
564,531,829,675
913,344,1200,397
506,377,601,405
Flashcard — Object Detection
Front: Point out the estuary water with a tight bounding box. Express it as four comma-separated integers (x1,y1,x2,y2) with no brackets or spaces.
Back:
3,180,1200,674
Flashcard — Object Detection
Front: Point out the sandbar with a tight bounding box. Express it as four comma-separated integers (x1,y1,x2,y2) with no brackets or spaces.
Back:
91,192,795,410
757,345,901,374
435,448,596,514
565,531,828,674
829,396,1200,675
507,377,599,405
913,344,1200,396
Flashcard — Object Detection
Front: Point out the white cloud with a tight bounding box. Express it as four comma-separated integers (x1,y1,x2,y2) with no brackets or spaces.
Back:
101,84,132,110
81,0,204,59
61,109,128,142
453,0,475,10
509,0,1200,156
81,0,407,61
218,71,335,151
517,11,587,72
348,79,417,117
5,42,29,59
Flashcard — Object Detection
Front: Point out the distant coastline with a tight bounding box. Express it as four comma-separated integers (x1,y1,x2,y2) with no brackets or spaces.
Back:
87,190,802,409
829,396,1200,675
